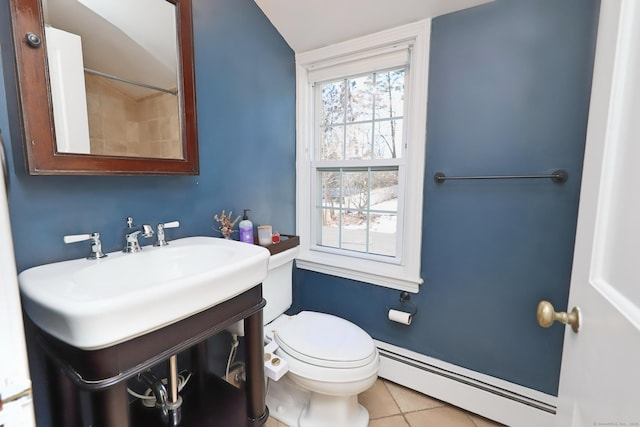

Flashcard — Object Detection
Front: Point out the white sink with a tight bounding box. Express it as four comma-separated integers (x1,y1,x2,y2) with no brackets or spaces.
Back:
18,236,270,350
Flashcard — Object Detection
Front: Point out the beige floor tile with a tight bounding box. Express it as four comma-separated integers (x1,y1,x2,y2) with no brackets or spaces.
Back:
266,417,289,427
383,380,445,413
369,415,411,427
405,406,477,427
468,413,505,427
359,378,402,419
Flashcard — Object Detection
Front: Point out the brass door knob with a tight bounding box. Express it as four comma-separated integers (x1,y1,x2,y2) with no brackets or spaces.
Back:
537,300,581,333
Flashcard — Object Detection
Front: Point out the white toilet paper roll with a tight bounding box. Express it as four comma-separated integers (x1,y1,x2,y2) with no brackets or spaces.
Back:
388,309,412,325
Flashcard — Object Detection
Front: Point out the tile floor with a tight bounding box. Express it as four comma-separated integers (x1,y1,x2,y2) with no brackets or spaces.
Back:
265,378,504,427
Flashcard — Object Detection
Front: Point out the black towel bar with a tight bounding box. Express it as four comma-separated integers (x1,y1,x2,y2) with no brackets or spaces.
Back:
434,169,567,184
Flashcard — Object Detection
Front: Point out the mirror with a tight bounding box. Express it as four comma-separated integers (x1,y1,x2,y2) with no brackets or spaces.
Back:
8,0,198,175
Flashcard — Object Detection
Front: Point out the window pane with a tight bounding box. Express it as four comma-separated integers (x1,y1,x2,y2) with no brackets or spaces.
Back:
375,69,405,119
340,210,367,253
319,207,340,249
319,170,341,207
347,75,373,122
321,80,345,126
369,213,397,256
346,123,372,160
321,126,344,160
343,170,369,211
373,119,403,159
318,169,341,249
370,169,398,202
370,169,398,257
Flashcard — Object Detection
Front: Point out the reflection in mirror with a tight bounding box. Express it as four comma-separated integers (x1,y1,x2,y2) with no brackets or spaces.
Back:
43,0,182,159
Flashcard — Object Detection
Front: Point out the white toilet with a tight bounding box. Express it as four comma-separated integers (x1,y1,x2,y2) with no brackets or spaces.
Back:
230,246,379,427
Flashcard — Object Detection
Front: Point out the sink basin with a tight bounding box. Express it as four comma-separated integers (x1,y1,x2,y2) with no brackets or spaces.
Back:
18,236,270,350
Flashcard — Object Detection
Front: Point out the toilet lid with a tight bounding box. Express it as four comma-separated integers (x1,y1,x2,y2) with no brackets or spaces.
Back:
273,311,377,369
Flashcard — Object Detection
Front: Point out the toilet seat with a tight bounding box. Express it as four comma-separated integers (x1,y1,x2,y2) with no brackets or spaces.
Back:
273,311,377,369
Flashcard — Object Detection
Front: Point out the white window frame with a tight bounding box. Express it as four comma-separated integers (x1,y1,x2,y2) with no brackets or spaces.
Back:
295,20,431,293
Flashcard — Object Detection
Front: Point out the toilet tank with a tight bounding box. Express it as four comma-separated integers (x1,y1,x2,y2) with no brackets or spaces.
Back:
227,246,298,336
262,246,298,324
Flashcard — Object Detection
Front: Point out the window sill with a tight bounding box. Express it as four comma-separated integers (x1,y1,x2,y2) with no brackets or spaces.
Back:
295,257,422,293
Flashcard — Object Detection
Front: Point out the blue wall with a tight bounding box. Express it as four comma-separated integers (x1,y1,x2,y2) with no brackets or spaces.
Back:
292,0,600,396
0,0,295,424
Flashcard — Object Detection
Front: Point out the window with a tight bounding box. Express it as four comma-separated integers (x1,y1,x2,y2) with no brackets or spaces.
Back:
296,21,430,292
317,69,404,259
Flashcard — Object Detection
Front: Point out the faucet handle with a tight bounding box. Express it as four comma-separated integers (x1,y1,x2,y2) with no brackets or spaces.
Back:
64,232,107,260
64,233,93,244
155,220,180,247
162,220,180,229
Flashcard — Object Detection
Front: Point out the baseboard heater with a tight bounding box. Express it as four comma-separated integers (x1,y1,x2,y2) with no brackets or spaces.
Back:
375,341,557,426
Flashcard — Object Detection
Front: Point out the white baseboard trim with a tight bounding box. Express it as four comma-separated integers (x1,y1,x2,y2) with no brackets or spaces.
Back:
375,340,557,427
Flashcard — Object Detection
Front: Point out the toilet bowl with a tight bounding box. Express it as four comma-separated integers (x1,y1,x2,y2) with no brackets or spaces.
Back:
229,245,379,427
266,311,379,427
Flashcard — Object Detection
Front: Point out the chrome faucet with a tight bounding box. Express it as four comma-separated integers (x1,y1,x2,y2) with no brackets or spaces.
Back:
123,217,154,253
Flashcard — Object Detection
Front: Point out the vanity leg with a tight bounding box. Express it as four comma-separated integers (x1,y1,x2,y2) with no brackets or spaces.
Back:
244,309,267,423
191,341,209,392
48,359,83,427
91,382,129,427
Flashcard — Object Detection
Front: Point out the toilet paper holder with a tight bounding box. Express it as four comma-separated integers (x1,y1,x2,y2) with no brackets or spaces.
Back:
386,291,417,322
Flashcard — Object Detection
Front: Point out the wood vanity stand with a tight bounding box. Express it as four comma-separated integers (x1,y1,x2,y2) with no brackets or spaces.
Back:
32,284,268,427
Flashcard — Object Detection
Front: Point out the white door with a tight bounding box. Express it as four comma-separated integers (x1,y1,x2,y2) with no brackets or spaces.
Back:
0,132,35,425
553,1,640,425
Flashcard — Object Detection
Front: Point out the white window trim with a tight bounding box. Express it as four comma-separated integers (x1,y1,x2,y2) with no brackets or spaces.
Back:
295,20,431,293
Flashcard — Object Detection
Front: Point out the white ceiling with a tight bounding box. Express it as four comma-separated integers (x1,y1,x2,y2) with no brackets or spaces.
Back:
254,0,494,53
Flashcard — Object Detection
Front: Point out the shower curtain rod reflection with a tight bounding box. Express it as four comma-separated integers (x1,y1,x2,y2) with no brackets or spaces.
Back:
84,68,178,95
434,169,568,184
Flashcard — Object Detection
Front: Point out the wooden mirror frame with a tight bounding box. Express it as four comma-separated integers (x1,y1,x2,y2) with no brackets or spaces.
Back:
8,0,199,175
